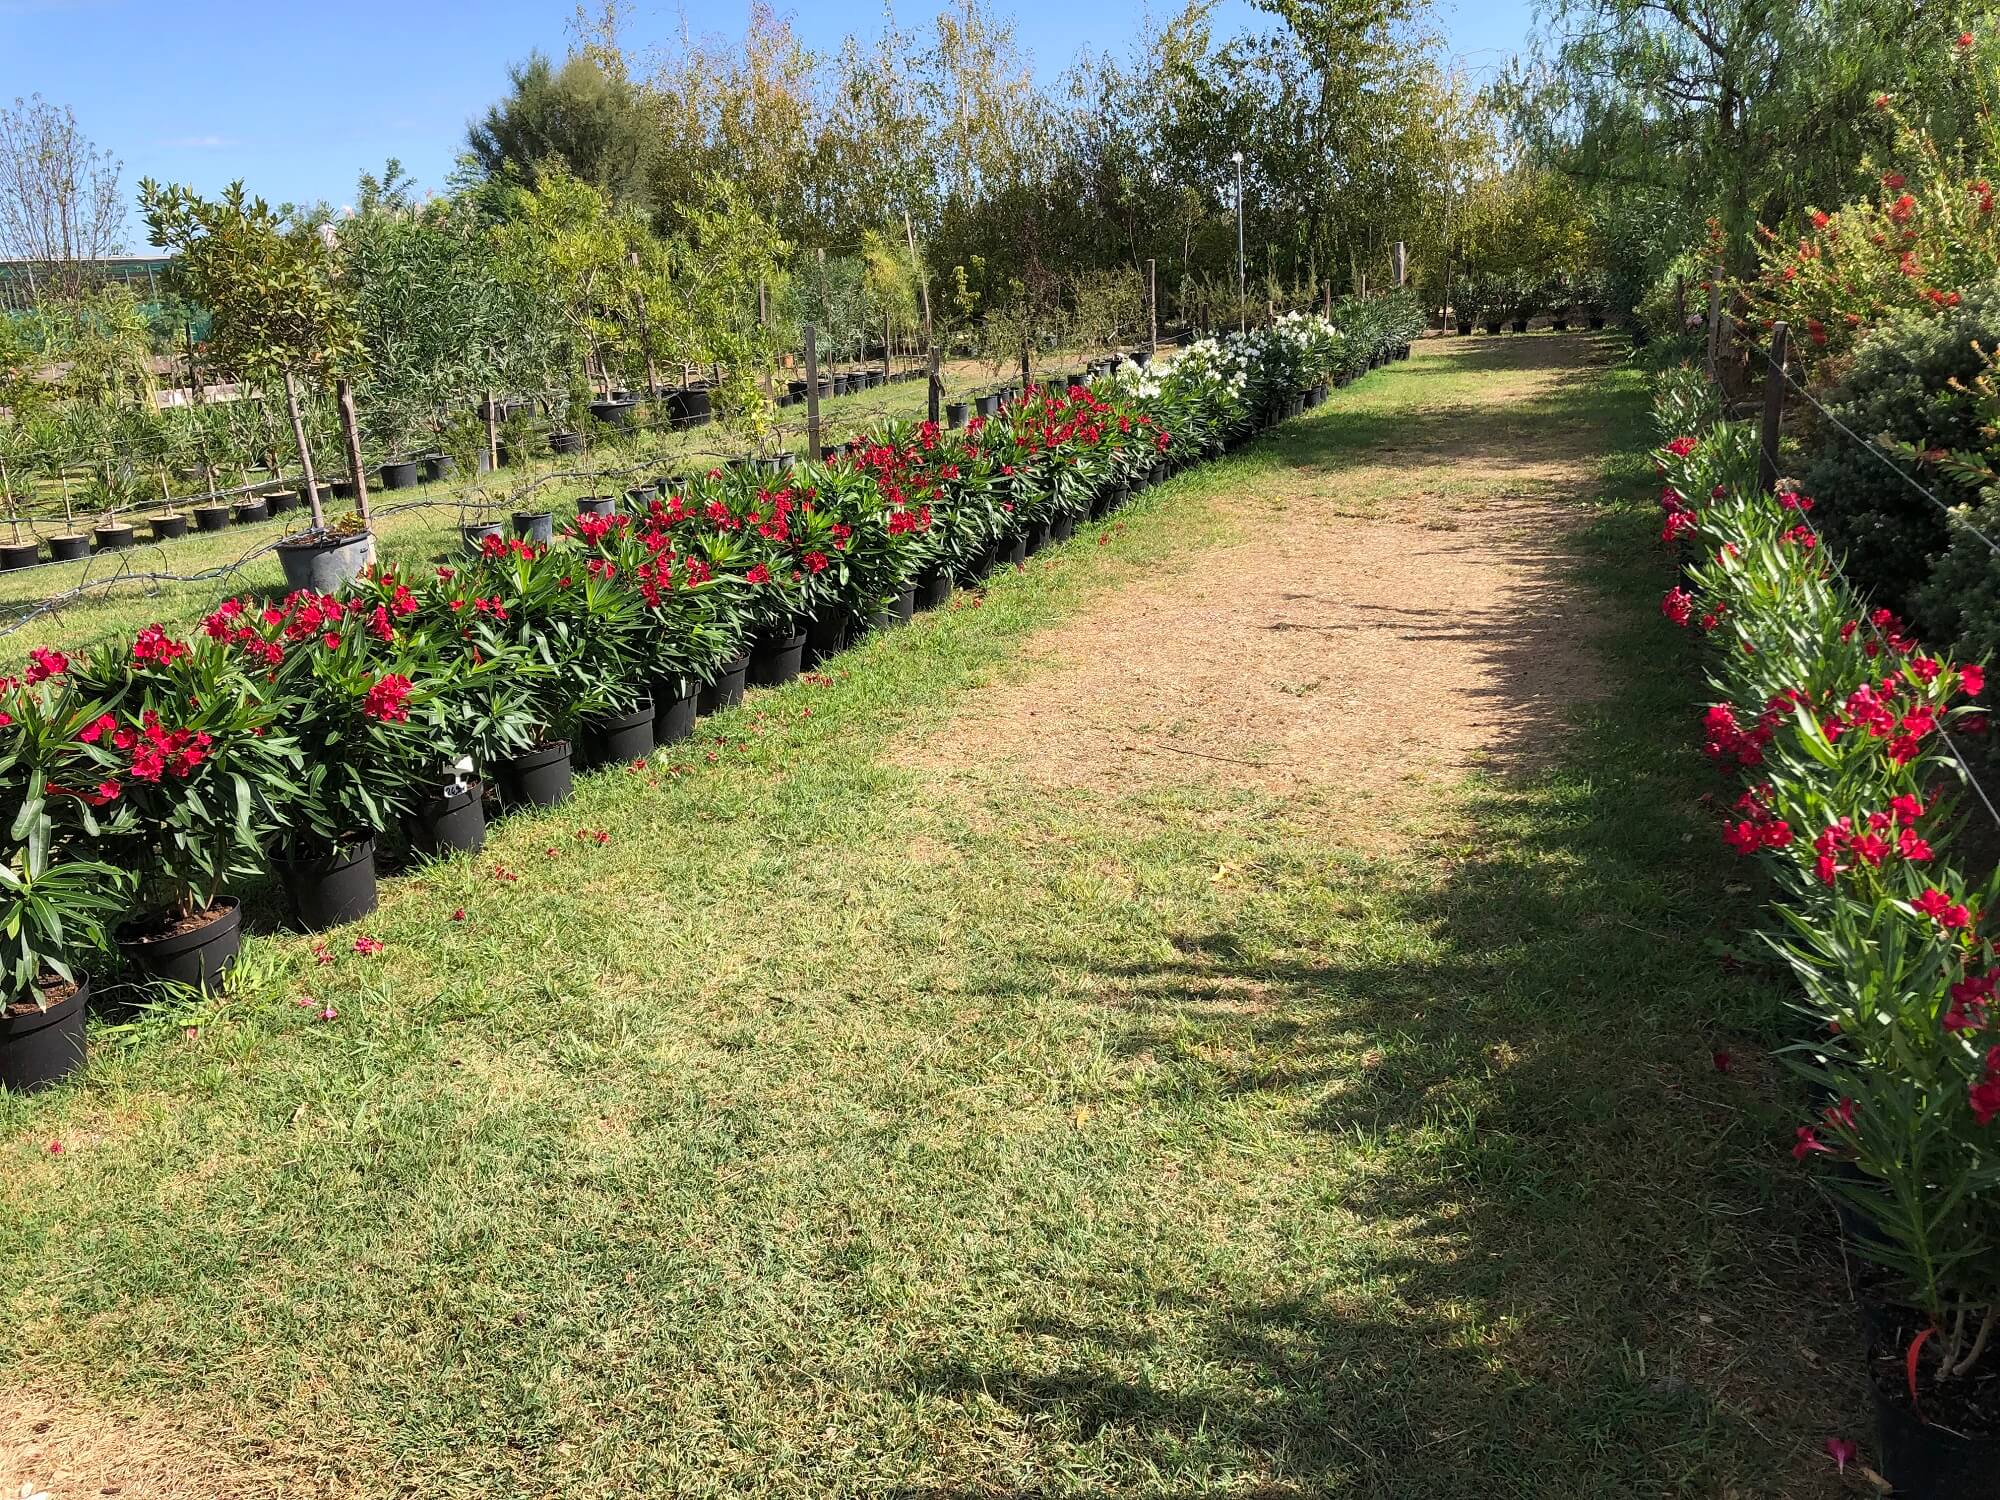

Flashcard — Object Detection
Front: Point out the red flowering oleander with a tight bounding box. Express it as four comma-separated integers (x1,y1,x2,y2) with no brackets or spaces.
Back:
1655,408,2000,1391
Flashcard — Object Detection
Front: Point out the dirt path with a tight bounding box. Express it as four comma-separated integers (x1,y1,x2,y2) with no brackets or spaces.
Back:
904,337,1619,838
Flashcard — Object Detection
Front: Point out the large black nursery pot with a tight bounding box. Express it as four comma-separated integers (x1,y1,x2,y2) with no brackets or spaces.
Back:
0,540,38,570
889,585,916,626
1484,320,1503,335
584,700,655,767
461,520,503,555
233,496,269,525
379,459,419,490
93,521,136,551
749,625,807,688
0,976,90,1093
654,676,699,745
1455,321,1472,336
1510,318,1529,333
118,899,241,993
625,484,658,511
512,510,555,545
999,534,1028,569
47,533,89,562
496,741,574,810
576,495,616,519
1589,315,1606,330
1049,513,1077,545
277,530,372,594
149,512,189,541
282,839,379,931
422,455,455,484
946,401,969,428
915,567,954,611
1024,517,1051,556
589,398,637,428
805,610,851,669
697,653,749,714
549,430,586,457
1873,1377,2000,1498
408,782,486,857
975,392,1000,419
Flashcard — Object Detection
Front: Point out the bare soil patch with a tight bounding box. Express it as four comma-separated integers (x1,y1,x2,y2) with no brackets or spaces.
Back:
2,1386,317,1500
903,344,1613,831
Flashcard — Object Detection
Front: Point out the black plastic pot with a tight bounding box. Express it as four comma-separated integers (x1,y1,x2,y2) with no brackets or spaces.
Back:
461,521,503,554
422,455,455,484
118,900,241,993
380,460,420,491
327,478,356,502
1874,1379,2000,1499
512,511,554,544
889,585,916,625
698,653,749,714
1551,319,1569,332
0,975,89,1093
975,393,1000,419
1511,319,1528,333
193,505,232,533
999,534,1027,569
832,374,852,397
496,741,573,810
233,498,269,525
549,431,585,457
93,523,136,551
625,484,658,511
672,386,713,427
1049,514,1077,545
0,541,38,570
1455,322,1471,336
575,495,616,519
149,513,190,540
805,611,851,669
281,839,379,931
1024,518,1051,556
915,568,954,611
749,627,807,688
1483,321,1502,335
277,531,371,593
1589,316,1606,330
946,401,969,428
654,676,699,745
48,533,89,562
589,399,637,428
584,701,655,767
408,782,486,857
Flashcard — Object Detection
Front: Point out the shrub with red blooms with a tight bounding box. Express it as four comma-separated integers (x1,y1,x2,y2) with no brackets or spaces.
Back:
1657,389,2000,1390
1,320,1347,1000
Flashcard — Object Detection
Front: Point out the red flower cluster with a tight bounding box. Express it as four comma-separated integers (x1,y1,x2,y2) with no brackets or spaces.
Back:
1970,1048,2000,1126
1913,886,1974,930
132,624,189,667
1812,798,1932,885
123,710,211,783
361,674,413,723
1723,784,1794,854
1701,702,1777,767
1662,587,1694,626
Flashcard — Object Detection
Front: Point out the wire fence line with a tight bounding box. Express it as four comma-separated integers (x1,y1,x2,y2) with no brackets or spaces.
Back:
1721,326,2000,842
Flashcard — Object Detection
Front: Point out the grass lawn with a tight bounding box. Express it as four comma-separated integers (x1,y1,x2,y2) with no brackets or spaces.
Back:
0,335,1858,1498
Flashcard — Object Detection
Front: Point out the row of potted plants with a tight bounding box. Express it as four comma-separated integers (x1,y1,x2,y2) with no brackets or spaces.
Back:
1655,402,2000,1492
0,310,1398,1095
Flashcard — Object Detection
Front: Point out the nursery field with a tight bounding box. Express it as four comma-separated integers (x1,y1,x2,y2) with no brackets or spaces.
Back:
1,336,1855,1497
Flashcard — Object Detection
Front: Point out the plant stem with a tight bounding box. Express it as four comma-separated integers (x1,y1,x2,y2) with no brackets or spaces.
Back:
283,367,323,530
1951,1304,1998,1379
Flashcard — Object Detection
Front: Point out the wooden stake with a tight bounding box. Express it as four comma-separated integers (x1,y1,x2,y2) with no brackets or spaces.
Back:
1758,321,1789,495
282,368,323,530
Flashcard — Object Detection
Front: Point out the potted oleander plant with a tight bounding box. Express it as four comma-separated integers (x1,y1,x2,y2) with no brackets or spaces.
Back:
69,624,297,993
0,662,131,1091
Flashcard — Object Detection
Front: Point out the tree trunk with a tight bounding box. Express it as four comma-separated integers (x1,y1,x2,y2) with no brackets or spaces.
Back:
283,368,324,531
336,378,371,527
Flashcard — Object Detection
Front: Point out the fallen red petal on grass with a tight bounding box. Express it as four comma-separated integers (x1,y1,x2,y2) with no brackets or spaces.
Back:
1713,1051,1733,1073
310,943,335,967
352,935,383,956
47,1140,62,1156
1823,1437,1857,1473
450,908,467,922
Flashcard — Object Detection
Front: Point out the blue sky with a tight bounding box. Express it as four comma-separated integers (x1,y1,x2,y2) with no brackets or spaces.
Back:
1,0,1538,249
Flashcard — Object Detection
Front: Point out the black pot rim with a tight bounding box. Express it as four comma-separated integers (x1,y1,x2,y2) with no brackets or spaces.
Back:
504,740,572,772
279,836,377,877
1,974,89,1039
755,627,807,650
116,898,242,957
276,531,370,554
595,701,654,733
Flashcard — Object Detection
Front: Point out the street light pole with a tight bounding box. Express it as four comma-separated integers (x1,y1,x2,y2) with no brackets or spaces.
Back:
1231,151,1246,335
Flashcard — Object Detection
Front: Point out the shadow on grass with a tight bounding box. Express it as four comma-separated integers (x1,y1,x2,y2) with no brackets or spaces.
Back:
903,339,1857,1498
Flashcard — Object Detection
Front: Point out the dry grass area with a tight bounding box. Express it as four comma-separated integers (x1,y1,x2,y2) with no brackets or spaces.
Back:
904,341,1615,841
3,1387,321,1500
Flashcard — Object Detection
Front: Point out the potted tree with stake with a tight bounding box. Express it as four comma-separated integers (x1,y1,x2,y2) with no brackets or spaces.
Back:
0,424,37,569
139,179,374,594
0,666,131,1092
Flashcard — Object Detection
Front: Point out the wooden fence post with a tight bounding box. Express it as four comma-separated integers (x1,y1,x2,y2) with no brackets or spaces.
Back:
1758,320,1789,494
803,324,822,458
928,343,941,426
1019,339,1030,399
